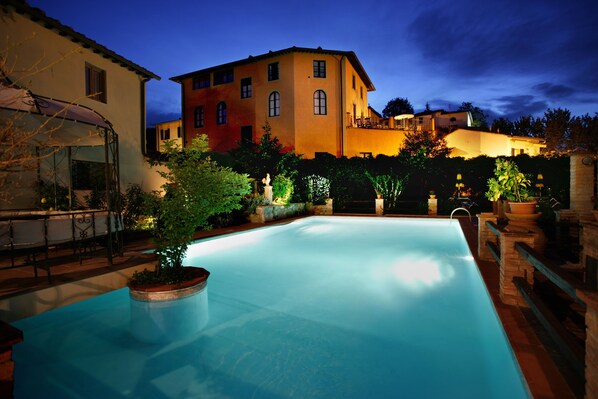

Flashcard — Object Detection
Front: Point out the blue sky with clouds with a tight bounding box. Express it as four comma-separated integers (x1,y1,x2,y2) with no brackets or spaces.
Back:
28,0,598,126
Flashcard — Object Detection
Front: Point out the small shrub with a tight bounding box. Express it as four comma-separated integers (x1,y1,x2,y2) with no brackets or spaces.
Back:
272,175,294,206
36,180,75,211
122,184,147,230
304,175,330,205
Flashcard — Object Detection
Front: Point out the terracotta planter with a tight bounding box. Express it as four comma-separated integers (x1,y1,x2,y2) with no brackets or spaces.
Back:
129,267,210,343
507,201,537,214
128,267,209,300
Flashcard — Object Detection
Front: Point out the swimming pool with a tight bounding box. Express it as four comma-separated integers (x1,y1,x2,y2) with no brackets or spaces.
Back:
13,216,530,398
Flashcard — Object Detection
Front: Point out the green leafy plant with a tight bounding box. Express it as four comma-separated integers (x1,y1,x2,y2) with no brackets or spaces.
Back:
242,194,268,215
131,135,250,284
122,184,148,230
485,158,534,202
365,171,408,208
304,174,330,205
272,174,294,206
36,180,75,211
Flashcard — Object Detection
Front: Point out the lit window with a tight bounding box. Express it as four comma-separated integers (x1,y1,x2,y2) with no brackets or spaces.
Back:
192,75,210,89
313,60,326,78
268,62,279,81
241,77,252,98
194,106,204,128
85,63,106,102
214,69,233,85
217,102,227,124
314,90,326,115
269,92,280,117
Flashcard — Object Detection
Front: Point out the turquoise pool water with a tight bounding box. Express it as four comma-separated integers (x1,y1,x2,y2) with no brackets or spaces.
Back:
13,216,530,398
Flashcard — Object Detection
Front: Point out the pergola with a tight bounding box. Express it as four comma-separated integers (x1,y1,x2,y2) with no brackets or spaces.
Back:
0,80,122,267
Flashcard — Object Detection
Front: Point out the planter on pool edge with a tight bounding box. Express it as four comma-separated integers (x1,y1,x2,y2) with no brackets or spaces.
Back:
128,267,210,343
507,201,537,215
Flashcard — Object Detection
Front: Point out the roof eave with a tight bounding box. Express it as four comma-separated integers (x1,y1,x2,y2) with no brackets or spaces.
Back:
3,0,160,81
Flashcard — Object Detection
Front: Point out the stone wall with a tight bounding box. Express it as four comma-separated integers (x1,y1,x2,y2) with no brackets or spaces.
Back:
477,213,498,262
570,153,595,220
248,203,309,223
498,231,536,306
579,291,598,399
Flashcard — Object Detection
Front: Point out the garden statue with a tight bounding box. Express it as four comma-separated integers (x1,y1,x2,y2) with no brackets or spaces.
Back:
263,173,273,203
262,173,271,186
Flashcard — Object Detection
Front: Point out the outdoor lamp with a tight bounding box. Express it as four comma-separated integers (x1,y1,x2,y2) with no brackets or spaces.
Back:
536,173,544,196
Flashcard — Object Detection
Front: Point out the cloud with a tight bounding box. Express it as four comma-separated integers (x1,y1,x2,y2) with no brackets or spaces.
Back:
532,83,575,100
406,1,598,84
493,95,548,119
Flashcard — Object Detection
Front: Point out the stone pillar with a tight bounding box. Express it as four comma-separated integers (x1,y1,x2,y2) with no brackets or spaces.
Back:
249,206,266,223
498,231,536,306
375,198,384,216
0,322,23,399
505,213,547,254
263,186,273,204
578,291,598,399
570,153,595,221
477,213,498,262
314,198,333,215
428,198,437,216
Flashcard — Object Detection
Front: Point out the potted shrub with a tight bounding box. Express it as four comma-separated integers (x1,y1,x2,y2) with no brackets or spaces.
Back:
486,158,536,214
128,135,250,342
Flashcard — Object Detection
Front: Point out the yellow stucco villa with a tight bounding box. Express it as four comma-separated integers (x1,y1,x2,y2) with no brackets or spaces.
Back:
0,0,161,210
171,46,375,158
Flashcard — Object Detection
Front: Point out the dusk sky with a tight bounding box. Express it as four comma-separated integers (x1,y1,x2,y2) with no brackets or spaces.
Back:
29,0,598,126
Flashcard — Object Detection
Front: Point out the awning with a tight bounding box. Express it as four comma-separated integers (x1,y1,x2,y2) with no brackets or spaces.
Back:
0,82,114,147
394,114,414,120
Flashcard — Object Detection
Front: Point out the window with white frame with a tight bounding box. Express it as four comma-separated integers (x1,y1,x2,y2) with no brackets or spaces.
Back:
314,90,326,115
269,92,280,117
268,62,279,81
313,60,326,78
241,77,252,98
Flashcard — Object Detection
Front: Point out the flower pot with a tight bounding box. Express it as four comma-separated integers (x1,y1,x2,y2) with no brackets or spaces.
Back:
129,267,210,343
508,201,537,214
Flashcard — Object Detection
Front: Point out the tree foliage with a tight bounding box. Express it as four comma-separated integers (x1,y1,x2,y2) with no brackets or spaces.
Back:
458,102,489,130
229,121,302,182
399,131,451,161
382,97,414,118
147,135,250,270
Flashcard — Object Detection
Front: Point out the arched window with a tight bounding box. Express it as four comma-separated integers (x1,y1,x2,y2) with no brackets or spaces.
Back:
269,92,280,117
314,90,326,115
217,102,227,125
194,106,204,128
